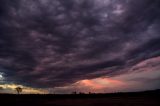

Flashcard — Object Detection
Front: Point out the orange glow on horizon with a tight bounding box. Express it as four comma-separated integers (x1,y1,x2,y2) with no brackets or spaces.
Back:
0,84,48,94
80,80,103,89
77,78,126,91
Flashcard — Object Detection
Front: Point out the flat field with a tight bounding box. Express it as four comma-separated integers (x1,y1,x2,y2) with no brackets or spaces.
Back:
0,90,160,106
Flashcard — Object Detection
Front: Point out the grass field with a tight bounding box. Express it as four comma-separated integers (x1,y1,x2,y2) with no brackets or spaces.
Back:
0,90,160,106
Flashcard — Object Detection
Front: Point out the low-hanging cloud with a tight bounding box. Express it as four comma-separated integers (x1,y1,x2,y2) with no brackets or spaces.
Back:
0,0,160,88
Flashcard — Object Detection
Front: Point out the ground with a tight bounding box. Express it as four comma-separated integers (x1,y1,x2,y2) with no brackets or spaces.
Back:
0,90,160,106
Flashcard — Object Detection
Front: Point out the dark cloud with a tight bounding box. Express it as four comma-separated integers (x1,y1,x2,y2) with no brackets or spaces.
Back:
0,0,160,88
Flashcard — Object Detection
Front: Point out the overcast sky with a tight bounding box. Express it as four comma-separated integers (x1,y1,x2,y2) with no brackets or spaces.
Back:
0,0,160,94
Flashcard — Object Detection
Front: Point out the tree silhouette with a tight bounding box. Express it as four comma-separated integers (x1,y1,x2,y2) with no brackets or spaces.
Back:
72,91,77,94
15,87,22,94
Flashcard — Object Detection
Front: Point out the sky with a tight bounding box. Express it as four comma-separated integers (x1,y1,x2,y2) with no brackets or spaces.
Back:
0,0,160,94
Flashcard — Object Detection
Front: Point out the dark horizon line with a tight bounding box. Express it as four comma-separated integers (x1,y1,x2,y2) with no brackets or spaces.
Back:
0,89,160,95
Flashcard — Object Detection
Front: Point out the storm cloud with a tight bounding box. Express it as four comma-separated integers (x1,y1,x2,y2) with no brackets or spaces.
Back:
0,0,160,88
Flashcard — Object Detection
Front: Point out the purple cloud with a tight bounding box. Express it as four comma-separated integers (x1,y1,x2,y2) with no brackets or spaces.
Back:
0,0,160,89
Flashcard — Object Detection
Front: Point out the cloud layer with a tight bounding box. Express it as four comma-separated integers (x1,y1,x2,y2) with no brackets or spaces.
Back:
0,0,160,88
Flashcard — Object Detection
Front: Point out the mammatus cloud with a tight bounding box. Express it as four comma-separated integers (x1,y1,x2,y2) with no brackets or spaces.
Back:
0,0,160,90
